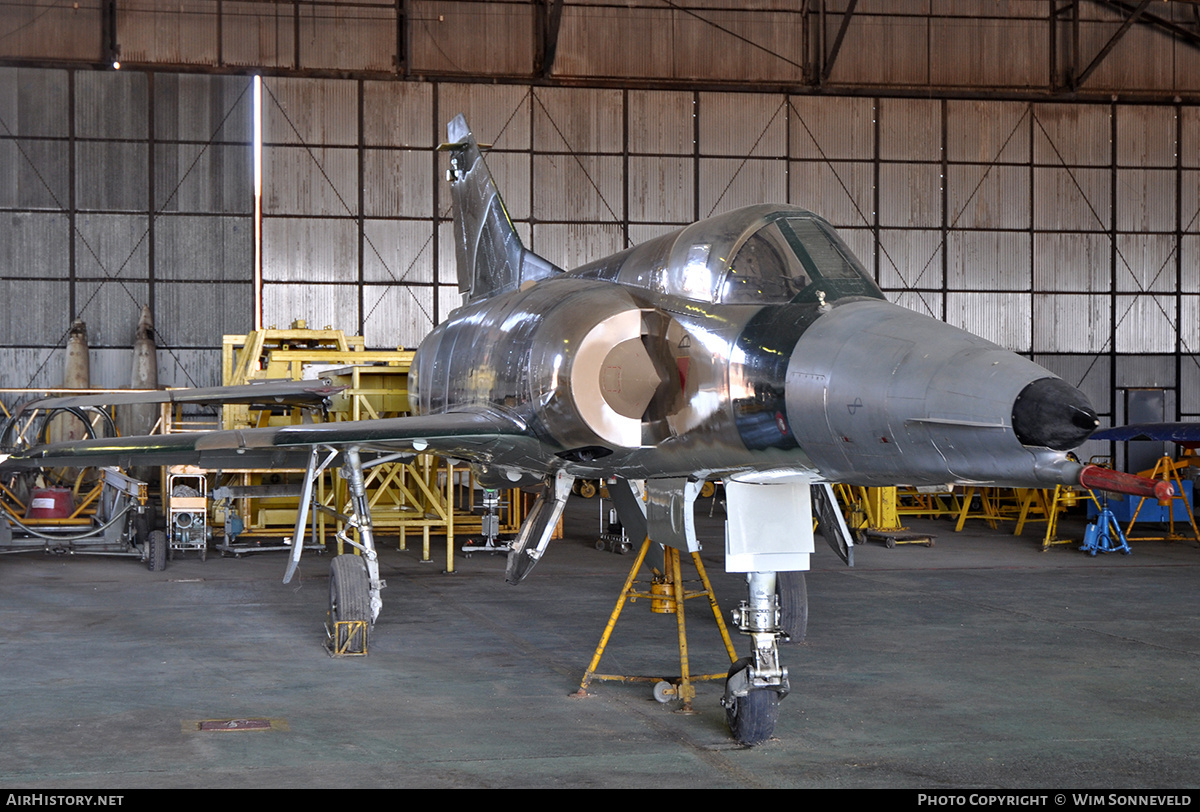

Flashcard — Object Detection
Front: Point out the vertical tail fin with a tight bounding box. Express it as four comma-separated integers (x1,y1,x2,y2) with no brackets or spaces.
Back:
442,115,561,303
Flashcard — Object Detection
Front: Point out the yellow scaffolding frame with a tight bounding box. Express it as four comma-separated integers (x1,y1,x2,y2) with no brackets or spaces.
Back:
1123,456,1200,543
215,324,474,558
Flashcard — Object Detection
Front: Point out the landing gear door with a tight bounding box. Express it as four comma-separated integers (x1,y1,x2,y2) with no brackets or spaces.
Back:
644,477,701,554
607,477,661,573
724,478,813,573
607,477,648,544
811,482,854,567
505,470,574,585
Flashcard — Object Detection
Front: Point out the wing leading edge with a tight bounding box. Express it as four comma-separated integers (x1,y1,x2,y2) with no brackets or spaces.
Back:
12,380,346,415
0,409,532,473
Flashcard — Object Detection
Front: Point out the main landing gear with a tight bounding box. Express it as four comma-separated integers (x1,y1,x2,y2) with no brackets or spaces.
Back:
721,570,806,745
322,447,384,655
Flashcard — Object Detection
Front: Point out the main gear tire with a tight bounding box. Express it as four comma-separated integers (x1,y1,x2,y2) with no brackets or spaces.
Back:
329,555,371,653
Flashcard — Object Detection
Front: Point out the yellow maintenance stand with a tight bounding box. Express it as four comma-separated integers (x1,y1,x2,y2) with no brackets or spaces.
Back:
1123,456,1199,543
213,323,415,554
1011,485,1080,550
212,322,507,571
572,538,738,711
837,485,934,548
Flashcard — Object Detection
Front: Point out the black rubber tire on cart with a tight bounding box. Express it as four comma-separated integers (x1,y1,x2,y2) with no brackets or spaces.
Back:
147,530,167,572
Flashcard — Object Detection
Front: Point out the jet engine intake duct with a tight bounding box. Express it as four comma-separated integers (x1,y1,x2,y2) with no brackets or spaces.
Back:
1011,377,1099,451
567,306,682,449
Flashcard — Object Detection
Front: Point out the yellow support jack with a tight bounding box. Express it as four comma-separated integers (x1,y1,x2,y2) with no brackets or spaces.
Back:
1013,486,1077,550
571,538,738,711
840,486,934,548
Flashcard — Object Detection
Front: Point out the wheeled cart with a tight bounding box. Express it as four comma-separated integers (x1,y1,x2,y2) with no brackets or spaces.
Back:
166,466,210,561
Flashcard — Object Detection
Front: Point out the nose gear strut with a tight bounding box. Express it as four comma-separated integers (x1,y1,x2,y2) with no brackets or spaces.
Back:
722,570,792,745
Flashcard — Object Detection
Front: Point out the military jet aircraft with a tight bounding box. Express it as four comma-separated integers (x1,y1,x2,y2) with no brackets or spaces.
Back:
0,115,1170,745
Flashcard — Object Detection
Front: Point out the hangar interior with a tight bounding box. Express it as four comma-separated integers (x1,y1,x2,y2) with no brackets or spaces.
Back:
2,0,1200,788
2,2,1199,447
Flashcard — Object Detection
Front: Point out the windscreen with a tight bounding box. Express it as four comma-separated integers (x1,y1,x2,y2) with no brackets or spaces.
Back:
718,214,884,305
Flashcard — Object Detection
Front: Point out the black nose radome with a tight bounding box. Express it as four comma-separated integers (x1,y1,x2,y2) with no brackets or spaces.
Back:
1012,377,1099,451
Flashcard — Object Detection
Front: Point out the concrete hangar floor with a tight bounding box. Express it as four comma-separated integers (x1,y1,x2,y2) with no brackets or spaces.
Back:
2,494,1198,789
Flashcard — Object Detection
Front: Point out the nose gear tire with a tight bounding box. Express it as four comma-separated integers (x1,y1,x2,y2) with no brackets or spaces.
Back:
724,657,780,745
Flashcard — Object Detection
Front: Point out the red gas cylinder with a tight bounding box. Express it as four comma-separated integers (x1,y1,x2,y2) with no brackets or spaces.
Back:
27,488,74,519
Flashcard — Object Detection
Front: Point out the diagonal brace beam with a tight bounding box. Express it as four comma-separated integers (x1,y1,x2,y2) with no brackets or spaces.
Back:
1074,0,1152,89
536,0,566,78
822,0,859,83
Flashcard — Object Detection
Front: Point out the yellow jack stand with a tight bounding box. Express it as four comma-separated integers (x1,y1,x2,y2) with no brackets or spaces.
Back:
1125,456,1200,543
839,485,934,547
861,486,934,547
1013,486,1078,550
571,538,738,711
953,486,1005,532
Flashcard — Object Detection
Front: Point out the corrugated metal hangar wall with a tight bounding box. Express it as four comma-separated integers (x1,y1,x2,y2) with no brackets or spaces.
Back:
1,1,1199,454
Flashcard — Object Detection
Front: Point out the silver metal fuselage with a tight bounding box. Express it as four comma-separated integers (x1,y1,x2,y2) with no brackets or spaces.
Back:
410,205,1091,491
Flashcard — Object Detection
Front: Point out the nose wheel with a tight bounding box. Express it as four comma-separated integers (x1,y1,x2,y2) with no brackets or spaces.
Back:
722,570,801,745
723,657,781,746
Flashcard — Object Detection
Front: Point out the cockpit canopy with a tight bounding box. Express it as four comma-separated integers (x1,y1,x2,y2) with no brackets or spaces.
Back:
716,211,886,304
573,205,885,306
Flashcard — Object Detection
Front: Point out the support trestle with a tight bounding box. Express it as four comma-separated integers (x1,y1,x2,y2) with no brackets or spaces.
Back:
1123,455,1200,543
572,537,737,711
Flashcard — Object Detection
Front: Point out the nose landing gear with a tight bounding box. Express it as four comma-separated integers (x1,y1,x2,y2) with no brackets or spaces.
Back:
721,570,804,745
